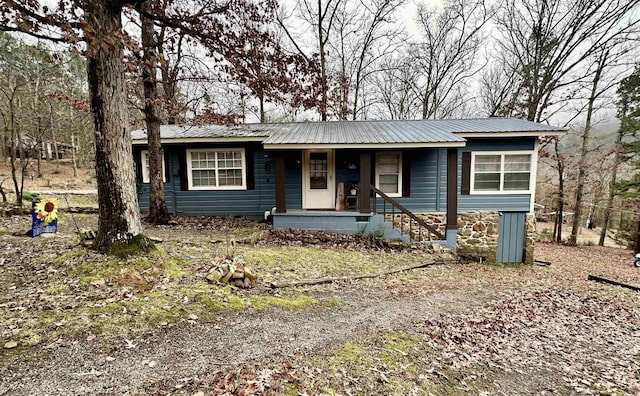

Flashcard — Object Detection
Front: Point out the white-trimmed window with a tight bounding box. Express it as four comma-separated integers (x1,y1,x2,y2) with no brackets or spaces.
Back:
376,152,402,197
187,148,246,190
471,151,532,193
141,150,166,183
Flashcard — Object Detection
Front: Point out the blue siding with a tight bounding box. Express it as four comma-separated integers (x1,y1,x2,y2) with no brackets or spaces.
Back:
284,152,302,210
376,149,442,212
136,136,535,217
457,138,534,212
497,212,527,262
137,145,277,219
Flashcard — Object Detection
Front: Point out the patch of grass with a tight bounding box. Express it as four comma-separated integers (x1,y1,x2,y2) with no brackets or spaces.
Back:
249,294,319,310
54,248,86,265
242,246,429,282
105,234,155,257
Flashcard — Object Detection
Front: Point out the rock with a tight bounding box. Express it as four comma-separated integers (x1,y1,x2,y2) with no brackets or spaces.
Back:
193,392,205,396
4,341,18,349
105,356,116,362
220,270,234,284
244,267,256,281
231,271,244,279
472,222,486,232
149,236,163,243
205,270,222,283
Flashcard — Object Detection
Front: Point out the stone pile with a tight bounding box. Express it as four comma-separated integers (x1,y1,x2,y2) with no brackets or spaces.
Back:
206,258,258,288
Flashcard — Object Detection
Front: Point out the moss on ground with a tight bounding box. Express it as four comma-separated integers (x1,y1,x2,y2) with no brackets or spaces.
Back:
242,246,430,282
301,331,486,395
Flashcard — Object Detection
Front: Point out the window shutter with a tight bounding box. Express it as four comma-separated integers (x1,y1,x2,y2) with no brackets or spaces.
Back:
163,151,170,182
461,151,471,195
178,149,188,191
246,146,255,190
135,150,143,183
402,151,411,197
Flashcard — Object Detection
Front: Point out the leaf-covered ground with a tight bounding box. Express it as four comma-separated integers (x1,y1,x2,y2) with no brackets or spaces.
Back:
0,213,638,395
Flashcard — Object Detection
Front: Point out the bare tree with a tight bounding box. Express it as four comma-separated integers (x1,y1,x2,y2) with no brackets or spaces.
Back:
413,0,492,119
371,55,421,119
278,0,344,120
568,44,635,245
496,0,640,123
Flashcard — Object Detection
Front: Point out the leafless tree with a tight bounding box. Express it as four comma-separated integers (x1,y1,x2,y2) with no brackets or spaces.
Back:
278,0,344,121
568,43,637,245
496,0,640,123
371,55,421,119
412,0,493,120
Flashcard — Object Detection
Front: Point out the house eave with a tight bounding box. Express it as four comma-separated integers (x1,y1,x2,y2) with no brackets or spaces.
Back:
132,137,267,145
455,130,566,138
263,142,467,150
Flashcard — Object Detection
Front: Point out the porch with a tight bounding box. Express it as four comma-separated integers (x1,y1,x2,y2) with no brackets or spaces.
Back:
269,148,460,246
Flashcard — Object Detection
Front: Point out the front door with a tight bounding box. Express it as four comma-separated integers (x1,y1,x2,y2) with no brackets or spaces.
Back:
303,149,335,209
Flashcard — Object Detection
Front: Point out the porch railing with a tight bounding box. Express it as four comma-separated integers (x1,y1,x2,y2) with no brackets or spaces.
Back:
371,186,445,242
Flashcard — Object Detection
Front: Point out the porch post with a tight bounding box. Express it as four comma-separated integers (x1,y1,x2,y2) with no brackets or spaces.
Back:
360,152,371,213
275,152,286,213
446,148,458,250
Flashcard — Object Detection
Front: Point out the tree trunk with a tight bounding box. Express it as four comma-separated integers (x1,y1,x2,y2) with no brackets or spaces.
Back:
599,130,623,246
141,7,170,225
49,102,60,169
36,117,42,178
318,0,327,122
554,138,564,243
569,55,605,245
259,95,265,123
84,1,150,253
71,134,78,177
635,215,640,255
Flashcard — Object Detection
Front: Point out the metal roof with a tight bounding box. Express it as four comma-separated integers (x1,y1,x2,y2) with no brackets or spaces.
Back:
263,120,465,145
130,123,278,141
131,118,565,145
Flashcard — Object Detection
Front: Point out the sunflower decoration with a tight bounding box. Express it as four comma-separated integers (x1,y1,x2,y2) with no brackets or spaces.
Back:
34,198,58,225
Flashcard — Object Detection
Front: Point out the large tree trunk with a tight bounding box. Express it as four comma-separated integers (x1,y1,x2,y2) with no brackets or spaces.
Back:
84,1,149,253
142,8,170,225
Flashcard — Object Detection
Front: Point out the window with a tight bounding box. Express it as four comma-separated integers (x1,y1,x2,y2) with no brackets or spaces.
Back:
376,152,402,197
187,148,246,190
471,152,532,193
141,150,166,183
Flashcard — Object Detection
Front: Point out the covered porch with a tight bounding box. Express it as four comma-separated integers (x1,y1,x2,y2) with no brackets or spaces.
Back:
263,121,466,247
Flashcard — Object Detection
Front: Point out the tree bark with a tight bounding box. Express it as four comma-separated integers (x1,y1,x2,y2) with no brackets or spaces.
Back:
599,129,623,246
84,1,149,253
554,138,564,243
318,3,328,122
141,7,170,225
569,53,606,245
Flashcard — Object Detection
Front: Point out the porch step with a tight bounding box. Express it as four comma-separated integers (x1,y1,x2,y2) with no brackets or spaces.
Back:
363,215,409,242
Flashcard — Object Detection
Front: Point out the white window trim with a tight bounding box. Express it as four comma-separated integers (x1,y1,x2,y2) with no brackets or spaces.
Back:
141,150,166,183
470,150,535,195
186,148,247,191
375,151,402,198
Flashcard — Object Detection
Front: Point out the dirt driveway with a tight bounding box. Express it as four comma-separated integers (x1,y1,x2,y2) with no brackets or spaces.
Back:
0,214,639,395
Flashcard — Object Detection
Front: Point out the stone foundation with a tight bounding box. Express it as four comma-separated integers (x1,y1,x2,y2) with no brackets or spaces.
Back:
387,211,535,264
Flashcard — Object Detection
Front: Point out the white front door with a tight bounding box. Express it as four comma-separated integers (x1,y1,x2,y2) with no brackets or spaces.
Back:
303,149,335,209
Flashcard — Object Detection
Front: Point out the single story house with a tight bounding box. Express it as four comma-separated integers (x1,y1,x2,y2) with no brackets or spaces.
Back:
131,118,565,263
